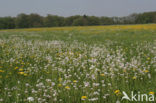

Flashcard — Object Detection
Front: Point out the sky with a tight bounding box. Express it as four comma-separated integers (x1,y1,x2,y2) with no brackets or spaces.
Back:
0,0,156,17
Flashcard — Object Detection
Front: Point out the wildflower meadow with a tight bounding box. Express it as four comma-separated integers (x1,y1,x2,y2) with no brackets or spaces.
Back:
0,24,156,103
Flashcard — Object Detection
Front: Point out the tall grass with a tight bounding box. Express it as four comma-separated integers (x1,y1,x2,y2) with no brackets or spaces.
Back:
0,24,156,103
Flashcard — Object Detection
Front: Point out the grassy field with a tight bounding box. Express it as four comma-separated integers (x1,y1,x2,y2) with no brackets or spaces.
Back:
0,24,156,103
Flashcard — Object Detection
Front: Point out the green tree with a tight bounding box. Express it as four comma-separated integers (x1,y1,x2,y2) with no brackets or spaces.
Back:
28,13,43,27
15,13,29,28
44,14,64,27
64,15,81,26
0,17,15,29
72,16,88,26
100,17,114,25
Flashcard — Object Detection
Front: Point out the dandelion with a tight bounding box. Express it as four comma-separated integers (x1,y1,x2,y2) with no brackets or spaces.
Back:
114,90,121,95
59,78,62,82
14,67,18,70
65,86,70,90
143,70,149,73
18,72,25,75
58,84,62,87
149,92,154,95
24,73,28,76
0,70,4,73
100,74,105,76
81,96,87,100
132,76,137,80
73,80,77,83
21,62,24,65
19,68,24,71
147,57,150,60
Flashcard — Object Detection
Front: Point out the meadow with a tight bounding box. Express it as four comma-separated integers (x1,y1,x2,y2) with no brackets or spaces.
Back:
0,24,156,103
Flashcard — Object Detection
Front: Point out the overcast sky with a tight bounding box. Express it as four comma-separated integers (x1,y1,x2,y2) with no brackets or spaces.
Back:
0,0,156,17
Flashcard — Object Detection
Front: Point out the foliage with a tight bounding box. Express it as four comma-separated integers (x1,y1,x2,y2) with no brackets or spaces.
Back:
0,11,156,29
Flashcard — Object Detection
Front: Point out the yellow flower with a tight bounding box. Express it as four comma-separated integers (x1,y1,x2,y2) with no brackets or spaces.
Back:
114,90,121,95
65,86,70,90
81,96,87,100
58,84,62,87
143,70,149,73
0,75,2,78
73,80,77,83
14,67,18,70
0,70,4,73
149,92,154,95
24,73,28,76
0,66,2,68
18,72,25,75
147,57,150,60
133,76,137,80
59,78,62,82
21,62,24,65
19,68,24,71
100,74,105,76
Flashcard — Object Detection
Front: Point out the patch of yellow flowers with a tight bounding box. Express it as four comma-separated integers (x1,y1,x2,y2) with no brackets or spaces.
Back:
18,72,28,76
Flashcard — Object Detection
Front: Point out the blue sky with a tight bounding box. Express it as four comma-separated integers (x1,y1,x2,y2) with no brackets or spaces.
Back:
0,0,156,17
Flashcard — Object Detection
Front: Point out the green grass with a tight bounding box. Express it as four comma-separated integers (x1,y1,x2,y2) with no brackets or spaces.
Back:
0,25,156,103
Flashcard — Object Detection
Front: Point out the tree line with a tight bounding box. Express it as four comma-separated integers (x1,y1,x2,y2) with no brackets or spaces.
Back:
0,11,156,29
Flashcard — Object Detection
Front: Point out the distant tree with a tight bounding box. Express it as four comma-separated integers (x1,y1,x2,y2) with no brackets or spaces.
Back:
0,17,15,29
64,15,81,26
15,13,29,28
112,17,120,24
72,16,88,26
153,15,156,23
0,11,156,29
127,13,138,24
87,16,100,25
136,11,156,24
44,14,64,27
100,17,114,25
28,13,43,27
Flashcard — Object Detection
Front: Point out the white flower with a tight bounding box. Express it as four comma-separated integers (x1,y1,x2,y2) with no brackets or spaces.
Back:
148,73,151,79
89,97,98,101
0,99,3,102
46,79,51,82
93,91,100,95
27,97,34,102
116,100,120,103
84,82,90,87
